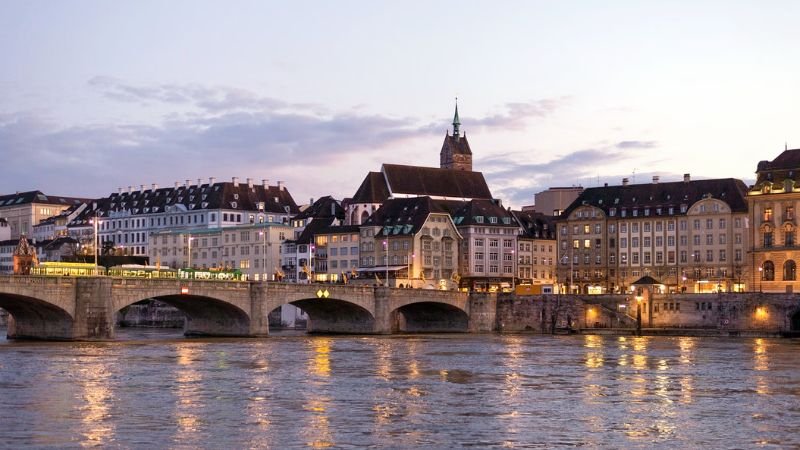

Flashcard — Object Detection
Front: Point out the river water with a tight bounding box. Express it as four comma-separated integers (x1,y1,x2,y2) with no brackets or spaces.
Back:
1,329,799,449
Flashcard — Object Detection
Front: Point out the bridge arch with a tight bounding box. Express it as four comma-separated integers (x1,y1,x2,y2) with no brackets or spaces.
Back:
112,280,256,337
0,293,75,340
281,297,376,334
389,293,470,333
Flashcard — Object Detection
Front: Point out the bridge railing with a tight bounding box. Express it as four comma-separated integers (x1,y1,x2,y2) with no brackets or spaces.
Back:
0,275,77,288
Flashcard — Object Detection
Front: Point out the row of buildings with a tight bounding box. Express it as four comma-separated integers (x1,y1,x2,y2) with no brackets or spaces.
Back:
2,104,798,294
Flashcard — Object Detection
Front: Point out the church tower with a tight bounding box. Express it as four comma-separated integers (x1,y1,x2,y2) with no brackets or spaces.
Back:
439,100,473,171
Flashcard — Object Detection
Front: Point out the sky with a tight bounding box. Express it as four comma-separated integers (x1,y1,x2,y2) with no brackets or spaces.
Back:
2,1,800,209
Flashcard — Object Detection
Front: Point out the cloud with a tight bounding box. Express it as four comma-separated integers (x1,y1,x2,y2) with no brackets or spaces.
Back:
466,97,569,131
480,142,659,208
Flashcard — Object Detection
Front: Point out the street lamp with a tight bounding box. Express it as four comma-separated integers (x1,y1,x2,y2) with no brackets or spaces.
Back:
635,296,642,336
259,229,267,281
90,213,100,271
758,266,763,292
408,251,415,286
186,235,193,269
383,240,389,287
511,249,516,290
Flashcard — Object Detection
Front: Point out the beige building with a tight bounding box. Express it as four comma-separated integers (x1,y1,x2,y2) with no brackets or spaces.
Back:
313,225,360,283
359,197,461,288
557,175,750,294
748,148,800,293
149,222,292,280
513,210,557,290
0,191,88,239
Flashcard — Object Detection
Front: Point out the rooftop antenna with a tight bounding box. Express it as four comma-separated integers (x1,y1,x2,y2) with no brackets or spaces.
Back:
632,168,637,184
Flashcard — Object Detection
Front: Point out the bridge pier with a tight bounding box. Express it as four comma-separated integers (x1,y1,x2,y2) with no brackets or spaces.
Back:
73,277,115,340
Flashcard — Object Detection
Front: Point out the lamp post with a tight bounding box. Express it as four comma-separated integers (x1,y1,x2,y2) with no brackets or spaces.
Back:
90,213,100,270
408,252,415,286
259,229,267,281
511,249,516,290
383,240,389,287
187,235,193,269
636,296,642,336
759,266,763,292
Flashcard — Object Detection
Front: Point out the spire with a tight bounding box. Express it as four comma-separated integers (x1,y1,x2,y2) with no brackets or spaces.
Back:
452,97,461,138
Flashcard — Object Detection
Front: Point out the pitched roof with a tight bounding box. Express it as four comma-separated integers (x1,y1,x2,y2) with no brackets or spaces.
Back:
364,197,451,237
293,196,344,221
754,148,800,187
440,134,472,156
513,210,556,239
382,164,492,199
632,275,663,285
293,217,336,245
562,178,749,217
445,199,517,227
351,172,391,204
70,181,300,225
0,191,88,209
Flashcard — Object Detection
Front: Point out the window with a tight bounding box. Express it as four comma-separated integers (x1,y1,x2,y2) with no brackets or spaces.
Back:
764,231,774,248
764,208,773,222
763,261,775,281
784,260,797,281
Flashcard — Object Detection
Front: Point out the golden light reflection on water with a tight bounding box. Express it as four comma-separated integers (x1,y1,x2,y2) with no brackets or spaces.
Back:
503,335,524,398
245,350,272,447
678,337,695,404
753,338,771,395
309,338,332,378
303,338,333,448
584,334,604,368
174,345,203,444
375,340,392,380
77,346,115,447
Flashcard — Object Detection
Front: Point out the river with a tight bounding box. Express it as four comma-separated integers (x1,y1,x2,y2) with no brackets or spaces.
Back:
1,329,799,449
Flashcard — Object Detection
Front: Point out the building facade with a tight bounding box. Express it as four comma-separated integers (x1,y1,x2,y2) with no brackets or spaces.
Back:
0,191,88,239
748,148,800,293
557,175,750,294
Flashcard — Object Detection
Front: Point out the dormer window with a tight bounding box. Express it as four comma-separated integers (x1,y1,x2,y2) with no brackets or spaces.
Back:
489,217,497,224
476,216,484,223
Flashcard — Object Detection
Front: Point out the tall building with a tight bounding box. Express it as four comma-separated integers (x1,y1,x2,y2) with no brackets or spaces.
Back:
534,187,584,217
513,210,557,289
748,148,800,293
439,101,473,171
557,175,750,294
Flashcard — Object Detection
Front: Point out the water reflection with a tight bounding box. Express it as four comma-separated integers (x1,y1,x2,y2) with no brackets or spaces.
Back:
76,345,115,447
304,338,333,448
173,344,204,446
2,332,800,448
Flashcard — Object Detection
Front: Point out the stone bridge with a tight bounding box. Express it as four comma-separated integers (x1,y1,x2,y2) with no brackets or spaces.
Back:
0,276,496,340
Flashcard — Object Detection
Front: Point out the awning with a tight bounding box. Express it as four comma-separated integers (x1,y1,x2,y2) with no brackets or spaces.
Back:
357,266,408,273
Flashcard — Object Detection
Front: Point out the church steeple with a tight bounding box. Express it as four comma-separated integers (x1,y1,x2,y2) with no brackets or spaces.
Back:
440,99,472,171
452,98,461,138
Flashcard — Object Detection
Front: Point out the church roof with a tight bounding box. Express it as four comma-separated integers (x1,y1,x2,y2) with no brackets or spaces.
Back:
13,236,36,256
382,164,491,199
351,172,391,204
293,196,344,221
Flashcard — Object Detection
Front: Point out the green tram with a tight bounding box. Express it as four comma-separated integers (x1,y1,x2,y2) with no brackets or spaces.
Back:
31,262,106,276
108,265,178,279
179,268,245,281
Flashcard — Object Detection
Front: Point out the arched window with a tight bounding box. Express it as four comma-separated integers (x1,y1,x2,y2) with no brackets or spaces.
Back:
763,261,775,281
360,210,370,225
784,260,797,281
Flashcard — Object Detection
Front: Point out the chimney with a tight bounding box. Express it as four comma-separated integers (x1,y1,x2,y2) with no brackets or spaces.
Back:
247,178,253,188
331,202,336,217
185,179,190,188
262,179,269,189
197,178,201,186
278,181,285,191
232,176,239,187
684,173,691,183
622,178,629,186
310,198,314,206
140,184,145,192
128,185,133,193
152,183,158,191
118,187,122,194
174,181,179,189
652,175,660,184
209,177,216,185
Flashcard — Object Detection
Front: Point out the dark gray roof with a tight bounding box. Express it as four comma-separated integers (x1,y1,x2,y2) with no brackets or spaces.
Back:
382,164,492,199
70,181,299,225
562,178,749,217
0,191,89,208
